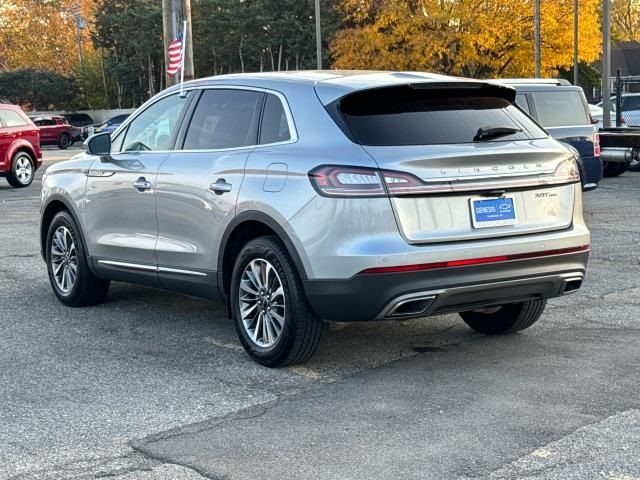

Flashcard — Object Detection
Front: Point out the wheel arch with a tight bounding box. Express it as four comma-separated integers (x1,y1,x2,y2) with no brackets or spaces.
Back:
7,140,37,167
40,195,84,261
217,211,308,303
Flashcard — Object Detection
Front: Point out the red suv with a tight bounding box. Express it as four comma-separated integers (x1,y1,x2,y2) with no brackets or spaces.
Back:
30,115,74,149
0,104,42,188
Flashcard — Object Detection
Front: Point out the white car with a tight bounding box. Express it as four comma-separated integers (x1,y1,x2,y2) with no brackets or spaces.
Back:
588,104,623,128
597,93,640,127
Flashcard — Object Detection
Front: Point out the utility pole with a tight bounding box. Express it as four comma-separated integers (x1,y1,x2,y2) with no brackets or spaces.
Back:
602,0,612,127
534,0,541,78
69,0,86,66
162,0,177,87
162,0,194,86
573,0,579,86
315,0,322,70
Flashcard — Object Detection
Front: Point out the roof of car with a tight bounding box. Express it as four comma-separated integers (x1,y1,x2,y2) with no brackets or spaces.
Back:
166,70,515,104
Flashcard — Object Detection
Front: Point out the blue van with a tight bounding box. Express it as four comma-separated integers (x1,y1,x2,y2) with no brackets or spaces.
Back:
496,79,603,191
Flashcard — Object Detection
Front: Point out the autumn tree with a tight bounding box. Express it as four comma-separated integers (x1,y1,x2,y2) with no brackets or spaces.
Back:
0,0,95,74
330,0,602,78
612,0,640,42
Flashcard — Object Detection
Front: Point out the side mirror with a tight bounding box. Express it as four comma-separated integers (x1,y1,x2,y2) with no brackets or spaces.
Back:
84,132,111,156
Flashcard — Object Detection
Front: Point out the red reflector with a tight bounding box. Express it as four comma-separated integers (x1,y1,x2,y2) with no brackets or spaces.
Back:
359,245,589,275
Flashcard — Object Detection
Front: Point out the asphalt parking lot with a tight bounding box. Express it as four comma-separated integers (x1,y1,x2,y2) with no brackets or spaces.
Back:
1,148,639,479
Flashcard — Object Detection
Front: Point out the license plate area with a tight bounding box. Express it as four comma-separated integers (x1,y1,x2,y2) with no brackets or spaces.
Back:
470,196,517,228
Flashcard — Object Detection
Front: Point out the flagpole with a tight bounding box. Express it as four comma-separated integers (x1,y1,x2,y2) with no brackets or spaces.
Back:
180,20,187,96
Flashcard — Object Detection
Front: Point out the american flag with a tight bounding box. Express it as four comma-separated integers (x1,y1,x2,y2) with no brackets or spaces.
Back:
166,32,184,76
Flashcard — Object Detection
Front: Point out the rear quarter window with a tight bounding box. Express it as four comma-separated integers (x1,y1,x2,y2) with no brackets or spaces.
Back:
336,86,546,146
530,91,590,127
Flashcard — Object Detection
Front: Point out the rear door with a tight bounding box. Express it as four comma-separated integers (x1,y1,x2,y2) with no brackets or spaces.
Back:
0,112,11,169
154,88,263,297
334,85,577,244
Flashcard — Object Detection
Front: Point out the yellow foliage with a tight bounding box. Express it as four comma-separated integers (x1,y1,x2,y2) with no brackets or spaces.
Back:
331,0,602,78
0,0,95,74
612,0,640,42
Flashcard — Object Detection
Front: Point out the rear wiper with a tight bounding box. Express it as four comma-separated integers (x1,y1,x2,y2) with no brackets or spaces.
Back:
473,125,522,142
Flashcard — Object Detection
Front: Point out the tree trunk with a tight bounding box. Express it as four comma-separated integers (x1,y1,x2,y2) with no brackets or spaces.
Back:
239,36,245,73
277,41,283,71
269,47,275,71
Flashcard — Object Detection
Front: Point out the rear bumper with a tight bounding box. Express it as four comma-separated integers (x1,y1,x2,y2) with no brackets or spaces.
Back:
303,250,588,322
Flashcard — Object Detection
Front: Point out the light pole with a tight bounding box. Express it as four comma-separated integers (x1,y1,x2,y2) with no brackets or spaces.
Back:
315,0,322,70
573,0,579,85
602,0,612,127
534,0,541,77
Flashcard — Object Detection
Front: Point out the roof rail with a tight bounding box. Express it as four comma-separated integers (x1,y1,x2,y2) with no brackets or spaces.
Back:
493,78,571,86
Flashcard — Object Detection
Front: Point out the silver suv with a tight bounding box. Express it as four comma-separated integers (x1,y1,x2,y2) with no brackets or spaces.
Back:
40,71,590,367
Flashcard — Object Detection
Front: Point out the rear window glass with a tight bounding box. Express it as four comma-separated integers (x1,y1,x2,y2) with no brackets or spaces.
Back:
530,91,589,127
0,109,28,127
338,86,546,146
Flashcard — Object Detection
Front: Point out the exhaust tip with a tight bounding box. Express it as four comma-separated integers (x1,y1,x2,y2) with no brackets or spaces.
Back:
386,295,436,318
561,277,583,295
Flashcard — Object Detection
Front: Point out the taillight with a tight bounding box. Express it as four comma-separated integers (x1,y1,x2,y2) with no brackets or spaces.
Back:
308,166,423,197
549,158,581,185
593,132,600,157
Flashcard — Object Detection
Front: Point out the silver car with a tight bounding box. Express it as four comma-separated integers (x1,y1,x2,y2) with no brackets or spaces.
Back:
40,71,590,367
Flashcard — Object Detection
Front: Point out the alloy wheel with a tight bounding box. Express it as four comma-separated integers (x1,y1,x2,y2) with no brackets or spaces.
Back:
15,155,33,185
239,258,286,348
50,226,78,294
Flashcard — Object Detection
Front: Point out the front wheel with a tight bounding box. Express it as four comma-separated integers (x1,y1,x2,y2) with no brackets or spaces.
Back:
460,299,546,335
230,236,322,367
46,211,110,307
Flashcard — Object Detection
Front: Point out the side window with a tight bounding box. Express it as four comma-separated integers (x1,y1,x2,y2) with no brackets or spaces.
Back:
183,89,262,150
260,94,291,144
515,94,531,115
119,92,190,152
0,110,28,127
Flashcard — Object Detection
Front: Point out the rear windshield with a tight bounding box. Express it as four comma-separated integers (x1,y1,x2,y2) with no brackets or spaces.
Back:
530,91,589,127
336,86,547,146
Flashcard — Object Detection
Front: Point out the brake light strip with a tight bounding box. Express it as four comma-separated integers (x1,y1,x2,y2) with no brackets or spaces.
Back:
359,245,590,274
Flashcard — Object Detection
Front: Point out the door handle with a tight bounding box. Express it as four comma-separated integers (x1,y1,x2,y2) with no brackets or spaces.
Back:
209,178,232,195
133,177,152,191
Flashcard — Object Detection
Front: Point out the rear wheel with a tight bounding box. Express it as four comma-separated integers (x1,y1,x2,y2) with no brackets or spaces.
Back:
460,299,546,335
46,211,110,306
230,236,322,367
57,133,71,149
603,161,629,177
628,150,640,172
6,151,34,188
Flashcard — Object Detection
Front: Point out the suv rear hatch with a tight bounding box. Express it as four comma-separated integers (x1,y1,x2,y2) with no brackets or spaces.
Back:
323,83,579,244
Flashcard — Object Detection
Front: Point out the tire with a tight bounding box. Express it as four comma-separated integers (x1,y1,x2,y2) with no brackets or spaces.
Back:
46,210,110,307
603,161,629,177
459,299,546,335
628,151,640,172
6,151,35,188
230,235,322,367
57,133,71,149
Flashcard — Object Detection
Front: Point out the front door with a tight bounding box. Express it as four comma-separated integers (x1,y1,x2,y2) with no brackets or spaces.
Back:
85,91,193,285
154,88,264,297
